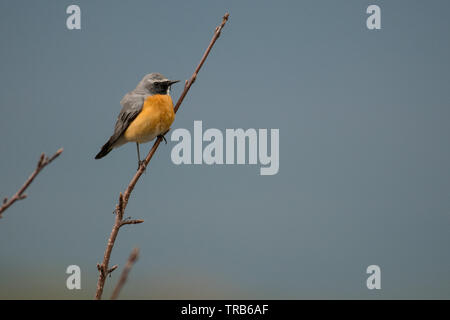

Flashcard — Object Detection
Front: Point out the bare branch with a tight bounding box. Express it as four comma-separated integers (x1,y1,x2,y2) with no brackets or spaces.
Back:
110,248,140,300
94,12,230,300
0,148,63,218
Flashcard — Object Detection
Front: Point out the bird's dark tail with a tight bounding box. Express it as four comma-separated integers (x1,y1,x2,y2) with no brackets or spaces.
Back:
95,140,113,159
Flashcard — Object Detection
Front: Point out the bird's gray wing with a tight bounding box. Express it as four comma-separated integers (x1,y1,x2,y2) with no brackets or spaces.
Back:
108,92,146,146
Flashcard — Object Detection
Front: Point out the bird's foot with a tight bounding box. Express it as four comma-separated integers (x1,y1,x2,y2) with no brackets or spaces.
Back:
158,132,168,144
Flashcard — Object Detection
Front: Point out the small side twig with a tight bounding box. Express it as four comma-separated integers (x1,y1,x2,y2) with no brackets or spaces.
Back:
110,248,140,300
0,148,63,218
120,219,145,227
94,12,230,300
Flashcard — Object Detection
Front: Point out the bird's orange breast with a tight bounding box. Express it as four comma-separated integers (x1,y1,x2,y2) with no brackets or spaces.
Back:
124,94,175,143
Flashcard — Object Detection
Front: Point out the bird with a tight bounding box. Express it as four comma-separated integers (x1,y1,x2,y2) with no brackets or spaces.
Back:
95,73,180,168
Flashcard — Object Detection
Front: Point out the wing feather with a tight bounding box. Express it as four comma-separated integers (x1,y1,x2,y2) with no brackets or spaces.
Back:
95,91,149,159
108,92,146,145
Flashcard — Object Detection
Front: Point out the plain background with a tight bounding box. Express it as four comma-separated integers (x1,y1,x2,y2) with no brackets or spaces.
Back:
0,0,449,299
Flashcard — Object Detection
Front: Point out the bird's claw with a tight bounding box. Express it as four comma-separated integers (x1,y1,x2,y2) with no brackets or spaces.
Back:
158,134,168,144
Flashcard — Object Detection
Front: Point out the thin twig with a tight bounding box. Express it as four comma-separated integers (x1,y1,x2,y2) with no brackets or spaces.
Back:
110,248,140,300
0,148,63,218
94,12,230,300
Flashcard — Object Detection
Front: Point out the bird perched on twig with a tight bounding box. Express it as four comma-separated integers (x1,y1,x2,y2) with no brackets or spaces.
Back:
95,73,179,169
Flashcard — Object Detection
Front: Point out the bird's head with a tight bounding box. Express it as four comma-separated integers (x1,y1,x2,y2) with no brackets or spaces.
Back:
136,73,180,95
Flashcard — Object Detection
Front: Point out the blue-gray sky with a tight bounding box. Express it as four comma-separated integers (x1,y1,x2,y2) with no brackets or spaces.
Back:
0,0,449,299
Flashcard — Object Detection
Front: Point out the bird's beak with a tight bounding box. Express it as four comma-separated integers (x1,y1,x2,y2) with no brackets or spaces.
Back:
168,80,180,86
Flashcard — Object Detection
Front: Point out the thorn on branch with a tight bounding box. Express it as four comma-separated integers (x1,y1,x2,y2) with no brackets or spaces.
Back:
96,263,105,275
120,219,144,227
48,148,64,162
115,192,124,217
108,265,118,276
38,153,45,168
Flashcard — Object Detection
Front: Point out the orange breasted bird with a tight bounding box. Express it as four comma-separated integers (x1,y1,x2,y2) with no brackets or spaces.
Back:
95,73,179,168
